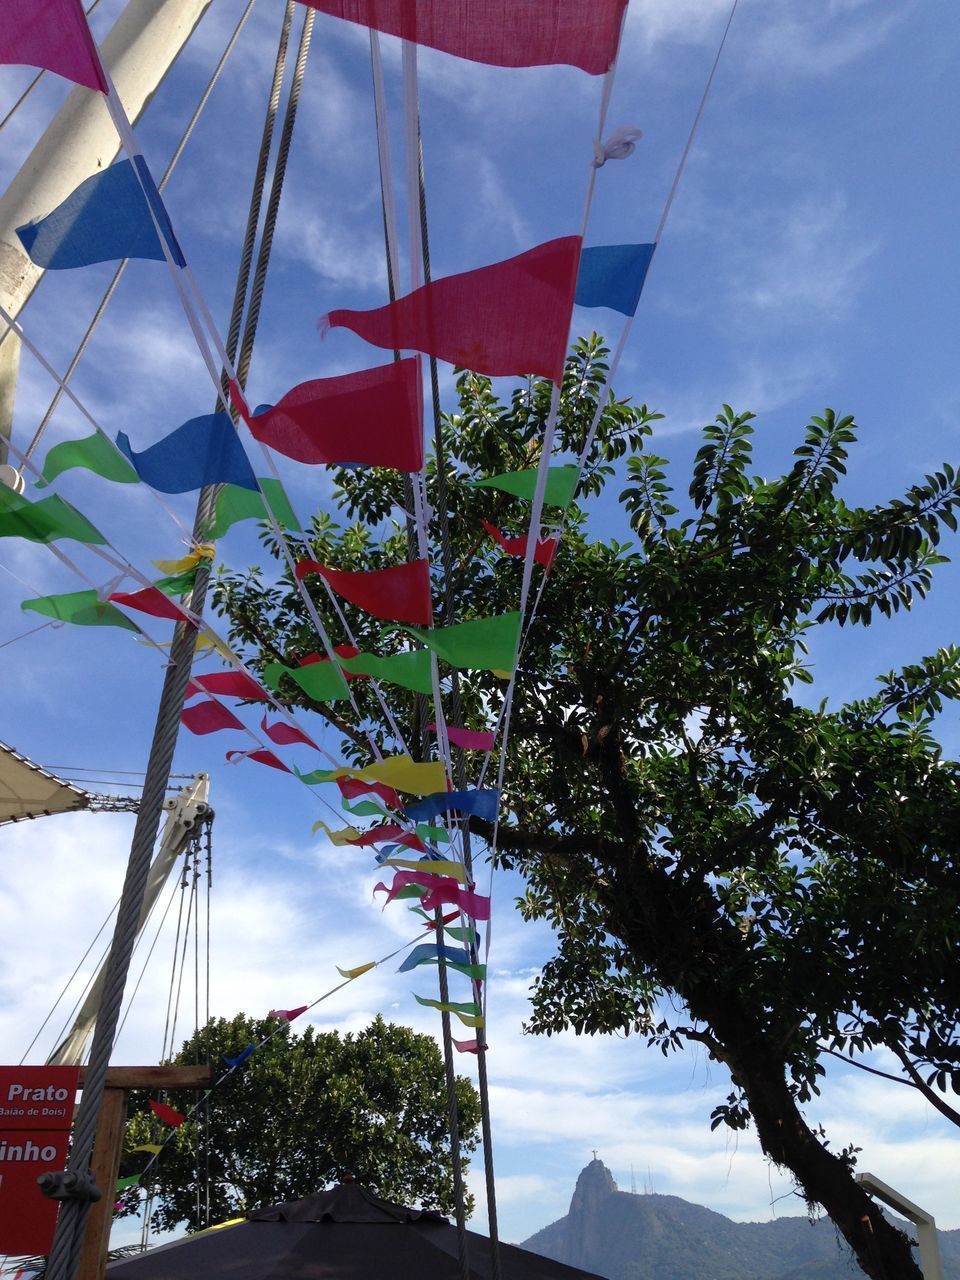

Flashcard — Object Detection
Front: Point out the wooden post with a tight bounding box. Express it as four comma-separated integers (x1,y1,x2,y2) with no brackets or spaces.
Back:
74,1066,214,1280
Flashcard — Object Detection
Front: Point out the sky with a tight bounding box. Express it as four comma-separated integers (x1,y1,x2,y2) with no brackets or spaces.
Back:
1,0,959,1259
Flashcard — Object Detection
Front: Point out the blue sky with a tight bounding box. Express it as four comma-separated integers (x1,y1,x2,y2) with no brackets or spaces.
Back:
1,0,959,1255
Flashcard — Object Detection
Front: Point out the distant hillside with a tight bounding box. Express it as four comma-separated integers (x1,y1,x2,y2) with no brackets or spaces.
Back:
521,1159,959,1280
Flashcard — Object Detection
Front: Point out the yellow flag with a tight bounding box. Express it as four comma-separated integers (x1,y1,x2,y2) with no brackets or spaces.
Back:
382,857,465,883
337,961,376,980
133,1144,163,1155
311,820,362,845
152,544,216,574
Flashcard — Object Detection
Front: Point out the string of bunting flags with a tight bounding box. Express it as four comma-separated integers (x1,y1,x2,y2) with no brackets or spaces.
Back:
0,0,680,1065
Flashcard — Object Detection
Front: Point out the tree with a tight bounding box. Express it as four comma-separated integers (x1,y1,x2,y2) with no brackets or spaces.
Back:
120,1014,481,1231
214,336,960,1280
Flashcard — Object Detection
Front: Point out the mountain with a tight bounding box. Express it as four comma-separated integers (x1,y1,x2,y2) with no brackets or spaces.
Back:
521,1159,959,1280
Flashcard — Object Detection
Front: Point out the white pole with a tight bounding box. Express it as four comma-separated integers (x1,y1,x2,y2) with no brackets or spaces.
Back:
856,1172,945,1280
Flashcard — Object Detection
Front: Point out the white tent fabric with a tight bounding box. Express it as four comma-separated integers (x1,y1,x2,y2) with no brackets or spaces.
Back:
0,740,90,823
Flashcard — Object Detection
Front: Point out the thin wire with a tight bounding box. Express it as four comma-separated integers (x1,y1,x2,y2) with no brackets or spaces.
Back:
114,873,183,1044
161,856,190,1063
0,619,56,649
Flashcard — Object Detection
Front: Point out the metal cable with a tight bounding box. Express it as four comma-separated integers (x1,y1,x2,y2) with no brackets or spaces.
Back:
114,872,183,1045
22,0,260,465
46,8,299,1269
416,121,502,1280
160,854,190,1064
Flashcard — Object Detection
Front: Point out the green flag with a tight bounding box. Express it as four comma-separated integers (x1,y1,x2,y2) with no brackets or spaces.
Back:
116,1175,140,1192
342,797,389,817
22,589,140,631
201,478,300,540
264,659,350,703
338,649,433,695
35,429,139,488
0,486,106,544
416,823,449,843
153,569,197,596
468,465,579,507
388,613,520,674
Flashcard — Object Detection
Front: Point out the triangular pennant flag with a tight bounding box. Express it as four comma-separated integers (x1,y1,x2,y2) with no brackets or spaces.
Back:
398,943,472,973
154,569,198,596
416,823,450,844
405,789,500,824
109,586,192,622
22,588,139,631
245,360,423,471
413,994,484,1028
0,485,106,544
452,1038,481,1054
117,413,257,494
337,755,447,796
269,1006,308,1022
312,820,363,846
419,879,491,921
263,659,351,703
383,858,465,883
575,243,656,317
200,478,301,540
428,723,495,752
223,1044,256,1068
133,1144,163,1156
336,961,376,980
337,777,401,809
116,1175,140,1192
299,1,626,75
389,613,521,674
341,796,389,817
187,671,269,701
326,238,580,385
0,0,108,91
17,158,184,269
469,466,579,507
149,1100,186,1128
226,748,291,772
181,700,245,736
35,429,139,488
337,648,433,695
297,559,432,625
260,713,318,750
482,520,557,569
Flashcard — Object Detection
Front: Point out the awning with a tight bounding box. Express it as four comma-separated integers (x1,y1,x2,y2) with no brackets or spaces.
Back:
0,740,91,824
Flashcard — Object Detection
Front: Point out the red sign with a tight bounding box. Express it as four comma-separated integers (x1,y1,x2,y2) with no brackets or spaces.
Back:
0,1129,70,1255
0,1067,79,1256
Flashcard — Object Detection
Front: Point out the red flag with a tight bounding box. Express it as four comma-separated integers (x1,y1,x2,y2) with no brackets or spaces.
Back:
245,359,423,471
337,777,401,808
482,520,558,569
149,1100,186,1128
187,671,269,701
299,645,368,682
110,586,192,622
297,559,432,625
428,723,495,752
346,825,427,852
181,700,244,736
298,1,626,75
226,748,291,773
452,1038,481,1054
260,713,318,750
326,237,581,385
0,0,108,92
269,1005,308,1022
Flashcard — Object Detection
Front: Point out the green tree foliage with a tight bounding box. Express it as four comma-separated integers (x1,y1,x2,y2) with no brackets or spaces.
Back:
213,336,960,1280
120,1014,480,1232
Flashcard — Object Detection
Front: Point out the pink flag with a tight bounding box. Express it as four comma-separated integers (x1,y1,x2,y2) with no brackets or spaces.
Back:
326,237,581,384
420,879,491,921
244,359,423,471
226,748,291,773
428,723,495,752
452,1038,481,1054
374,868,457,905
181,700,244,736
298,1,627,75
482,520,558,569
187,671,269,701
110,586,192,622
297,559,432,625
260,713,318,750
1,0,108,92
270,1005,308,1022
149,1100,186,1128
348,825,426,852
337,776,401,808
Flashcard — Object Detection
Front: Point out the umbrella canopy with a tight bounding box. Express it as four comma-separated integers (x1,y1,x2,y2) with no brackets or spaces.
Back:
0,739,90,824
107,1181,606,1280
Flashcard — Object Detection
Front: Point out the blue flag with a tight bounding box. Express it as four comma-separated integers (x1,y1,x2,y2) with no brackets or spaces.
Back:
405,789,500,825
398,944,473,973
117,412,258,494
575,244,655,316
17,157,185,270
